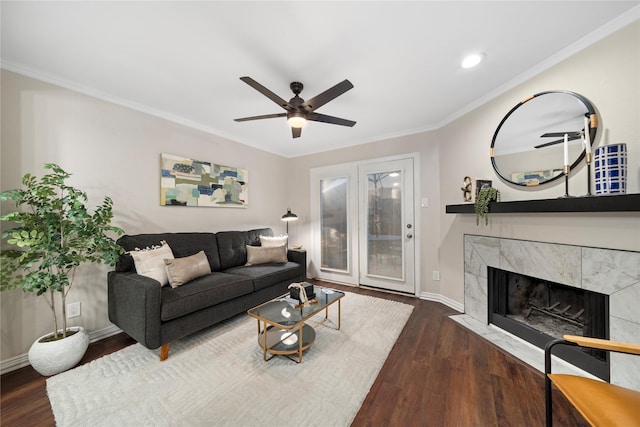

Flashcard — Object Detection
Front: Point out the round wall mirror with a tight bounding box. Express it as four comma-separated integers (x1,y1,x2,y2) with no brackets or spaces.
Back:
491,90,597,186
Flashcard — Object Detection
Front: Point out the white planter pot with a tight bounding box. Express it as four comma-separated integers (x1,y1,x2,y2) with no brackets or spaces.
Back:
28,326,89,376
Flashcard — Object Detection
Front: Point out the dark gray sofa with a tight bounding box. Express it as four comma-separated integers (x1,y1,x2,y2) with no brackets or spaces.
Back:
107,228,305,360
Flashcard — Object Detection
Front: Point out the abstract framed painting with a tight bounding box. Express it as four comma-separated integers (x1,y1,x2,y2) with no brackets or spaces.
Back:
160,153,248,208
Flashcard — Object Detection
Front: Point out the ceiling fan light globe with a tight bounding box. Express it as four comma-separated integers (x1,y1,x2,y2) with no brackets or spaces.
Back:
287,116,307,128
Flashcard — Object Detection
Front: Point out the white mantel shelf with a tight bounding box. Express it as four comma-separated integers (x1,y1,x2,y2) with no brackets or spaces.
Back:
446,193,640,214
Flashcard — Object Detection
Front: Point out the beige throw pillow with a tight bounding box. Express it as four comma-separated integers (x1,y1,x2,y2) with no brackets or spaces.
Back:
164,251,212,288
260,234,288,248
245,245,287,266
130,241,174,286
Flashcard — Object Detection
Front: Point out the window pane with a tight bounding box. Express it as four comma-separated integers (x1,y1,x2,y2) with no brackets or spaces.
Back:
320,177,348,271
367,171,402,279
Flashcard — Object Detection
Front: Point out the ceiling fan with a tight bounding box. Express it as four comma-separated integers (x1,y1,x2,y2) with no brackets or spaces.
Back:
534,112,591,149
534,130,584,149
234,77,356,138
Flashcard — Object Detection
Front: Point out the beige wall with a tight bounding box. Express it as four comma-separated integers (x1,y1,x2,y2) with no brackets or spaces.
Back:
438,21,640,304
2,21,638,365
1,71,290,361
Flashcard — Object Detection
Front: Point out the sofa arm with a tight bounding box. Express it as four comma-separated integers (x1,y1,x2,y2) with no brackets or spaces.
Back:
287,248,307,267
107,271,163,349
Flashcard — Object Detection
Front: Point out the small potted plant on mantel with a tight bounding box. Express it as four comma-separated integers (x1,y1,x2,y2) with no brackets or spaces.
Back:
474,187,501,225
0,164,124,376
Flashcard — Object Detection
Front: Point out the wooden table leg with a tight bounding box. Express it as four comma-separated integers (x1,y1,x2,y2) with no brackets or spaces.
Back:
159,343,171,361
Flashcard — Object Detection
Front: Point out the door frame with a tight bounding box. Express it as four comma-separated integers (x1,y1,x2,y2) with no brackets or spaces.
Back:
309,153,420,296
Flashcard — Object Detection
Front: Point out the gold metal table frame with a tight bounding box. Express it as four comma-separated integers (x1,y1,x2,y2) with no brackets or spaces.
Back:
247,287,344,363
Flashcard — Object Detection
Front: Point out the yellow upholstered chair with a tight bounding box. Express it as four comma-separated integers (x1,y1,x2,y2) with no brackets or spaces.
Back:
545,335,640,426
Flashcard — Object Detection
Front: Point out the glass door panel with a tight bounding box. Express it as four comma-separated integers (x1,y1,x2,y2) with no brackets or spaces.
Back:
366,171,403,280
320,177,348,272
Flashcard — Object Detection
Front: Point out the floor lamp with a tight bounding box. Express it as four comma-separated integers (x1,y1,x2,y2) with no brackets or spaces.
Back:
281,209,298,246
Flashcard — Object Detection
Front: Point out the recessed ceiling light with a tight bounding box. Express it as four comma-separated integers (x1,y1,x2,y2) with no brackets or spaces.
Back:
461,53,485,69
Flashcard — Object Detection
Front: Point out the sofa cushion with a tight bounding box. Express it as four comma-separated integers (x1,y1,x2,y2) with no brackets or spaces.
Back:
245,245,287,265
129,241,175,286
224,261,302,292
116,233,221,273
164,251,212,288
260,235,288,247
160,273,253,321
216,228,273,270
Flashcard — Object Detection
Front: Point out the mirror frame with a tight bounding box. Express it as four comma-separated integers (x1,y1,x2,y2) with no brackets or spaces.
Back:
490,90,598,187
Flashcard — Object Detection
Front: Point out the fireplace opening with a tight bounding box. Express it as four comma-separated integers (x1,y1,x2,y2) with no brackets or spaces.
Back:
488,267,610,380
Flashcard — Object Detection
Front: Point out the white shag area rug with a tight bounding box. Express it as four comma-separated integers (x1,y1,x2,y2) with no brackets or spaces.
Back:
47,292,413,426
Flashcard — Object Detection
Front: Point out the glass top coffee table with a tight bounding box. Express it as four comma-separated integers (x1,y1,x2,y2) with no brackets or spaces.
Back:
247,285,345,363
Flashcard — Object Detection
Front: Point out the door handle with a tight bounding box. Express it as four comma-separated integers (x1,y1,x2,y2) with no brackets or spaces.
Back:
406,233,413,239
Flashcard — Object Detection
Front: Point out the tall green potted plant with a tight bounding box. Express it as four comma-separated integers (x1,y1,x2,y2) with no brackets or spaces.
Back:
0,163,124,376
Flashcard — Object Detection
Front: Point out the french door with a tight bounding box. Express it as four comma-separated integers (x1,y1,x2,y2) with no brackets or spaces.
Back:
358,159,415,293
310,155,416,294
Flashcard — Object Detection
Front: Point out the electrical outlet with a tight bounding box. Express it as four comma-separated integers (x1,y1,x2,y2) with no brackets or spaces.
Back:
67,302,81,319
432,270,440,281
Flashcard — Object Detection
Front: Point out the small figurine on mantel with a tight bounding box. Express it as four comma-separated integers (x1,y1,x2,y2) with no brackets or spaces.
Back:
461,176,472,202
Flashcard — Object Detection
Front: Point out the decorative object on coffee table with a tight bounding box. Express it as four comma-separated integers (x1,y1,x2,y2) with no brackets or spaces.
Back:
594,143,627,195
289,282,315,304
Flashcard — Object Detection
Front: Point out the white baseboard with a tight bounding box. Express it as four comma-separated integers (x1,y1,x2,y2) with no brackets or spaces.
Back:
89,324,122,342
419,292,464,313
0,324,123,375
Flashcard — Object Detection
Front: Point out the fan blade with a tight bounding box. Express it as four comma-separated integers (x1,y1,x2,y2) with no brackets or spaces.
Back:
535,135,581,149
239,77,292,110
540,132,583,138
308,112,356,127
292,127,302,138
234,113,286,122
303,80,354,111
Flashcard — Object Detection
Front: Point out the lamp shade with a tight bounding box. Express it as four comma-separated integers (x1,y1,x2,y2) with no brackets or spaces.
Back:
287,112,307,128
281,209,298,221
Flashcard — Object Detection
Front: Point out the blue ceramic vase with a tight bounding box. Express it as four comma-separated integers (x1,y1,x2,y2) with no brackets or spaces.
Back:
594,143,627,195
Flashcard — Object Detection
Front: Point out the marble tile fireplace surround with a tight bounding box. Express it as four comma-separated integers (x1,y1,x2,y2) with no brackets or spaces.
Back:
456,234,640,391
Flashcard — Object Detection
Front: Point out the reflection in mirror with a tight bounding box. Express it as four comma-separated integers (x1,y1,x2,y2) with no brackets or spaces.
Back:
491,91,597,186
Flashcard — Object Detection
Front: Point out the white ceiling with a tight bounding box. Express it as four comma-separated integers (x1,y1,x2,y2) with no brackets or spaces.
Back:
2,1,638,158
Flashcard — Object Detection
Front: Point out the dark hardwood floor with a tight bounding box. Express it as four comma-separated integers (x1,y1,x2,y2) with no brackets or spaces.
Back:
1,280,586,426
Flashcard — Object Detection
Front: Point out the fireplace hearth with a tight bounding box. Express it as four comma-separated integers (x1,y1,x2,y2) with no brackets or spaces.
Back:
488,267,609,380
463,235,640,390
